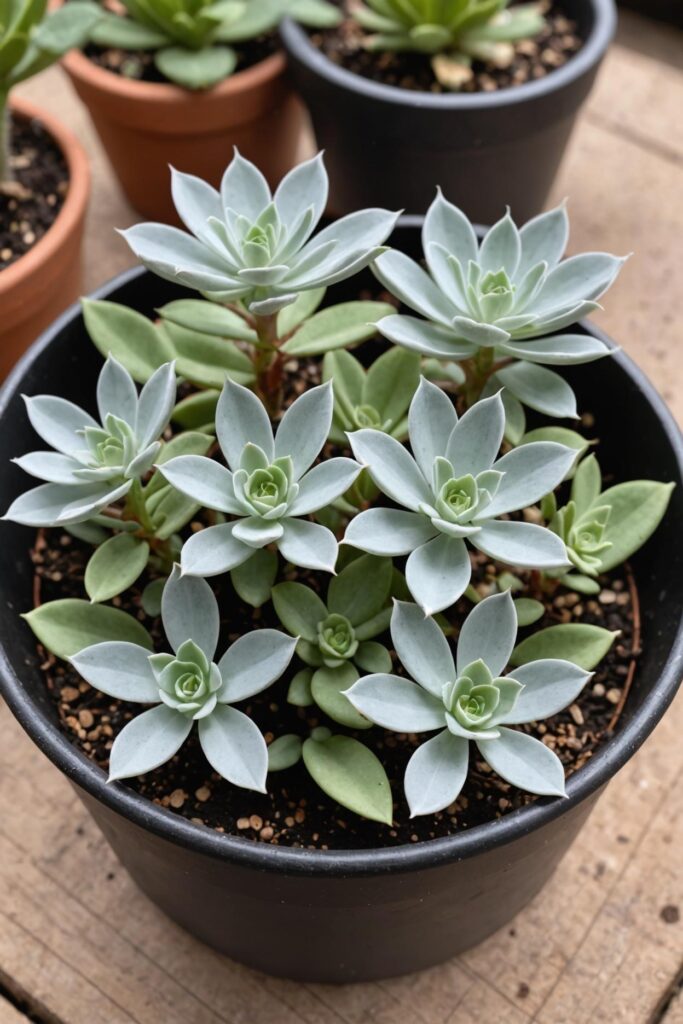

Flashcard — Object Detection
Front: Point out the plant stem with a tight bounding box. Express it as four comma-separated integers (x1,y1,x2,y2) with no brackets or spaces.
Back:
123,478,155,535
0,92,12,186
460,348,513,408
253,312,284,417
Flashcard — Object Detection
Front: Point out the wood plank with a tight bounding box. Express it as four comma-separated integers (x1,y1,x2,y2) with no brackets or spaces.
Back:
534,766,683,1023
0,995,33,1024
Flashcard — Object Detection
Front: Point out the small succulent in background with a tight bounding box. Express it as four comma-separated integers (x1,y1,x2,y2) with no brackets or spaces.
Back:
120,151,398,411
345,379,574,614
350,0,545,90
544,453,675,595
89,0,341,89
159,377,360,579
0,0,100,184
373,194,626,428
272,553,394,729
346,593,592,815
71,567,297,786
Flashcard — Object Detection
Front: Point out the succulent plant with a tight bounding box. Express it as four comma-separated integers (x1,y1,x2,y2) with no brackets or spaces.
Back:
345,378,574,614
0,0,100,182
272,553,394,728
4,357,176,528
121,151,398,318
322,346,420,444
351,0,545,90
545,453,675,593
89,0,341,89
120,151,398,411
71,567,297,785
346,593,591,815
159,377,360,577
373,194,626,422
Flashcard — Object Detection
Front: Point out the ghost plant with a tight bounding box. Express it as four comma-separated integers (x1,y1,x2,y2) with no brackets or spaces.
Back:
346,594,592,815
0,0,100,184
72,568,297,786
373,193,626,436
350,0,545,89
116,151,398,413
272,553,393,729
345,379,575,614
3,357,215,601
89,0,341,89
158,377,360,583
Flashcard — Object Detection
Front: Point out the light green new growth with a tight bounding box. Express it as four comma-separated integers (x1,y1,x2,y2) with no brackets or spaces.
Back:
351,0,545,89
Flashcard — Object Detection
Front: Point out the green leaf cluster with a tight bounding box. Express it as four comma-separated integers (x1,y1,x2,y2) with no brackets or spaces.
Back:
89,0,341,89
352,0,545,89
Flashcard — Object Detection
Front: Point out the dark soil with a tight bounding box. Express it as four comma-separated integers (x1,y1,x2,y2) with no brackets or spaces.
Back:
311,2,582,94
84,29,279,85
0,115,68,272
32,521,638,851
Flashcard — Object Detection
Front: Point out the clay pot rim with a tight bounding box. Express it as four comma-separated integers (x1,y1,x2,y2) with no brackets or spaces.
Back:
0,95,90,296
62,46,286,105
280,0,616,110
0,256,682,877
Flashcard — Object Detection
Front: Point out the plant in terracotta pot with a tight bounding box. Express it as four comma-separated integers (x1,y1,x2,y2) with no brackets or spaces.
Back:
63,0,341,220
0,0,99,377
280,0,617,221
0,152,680,984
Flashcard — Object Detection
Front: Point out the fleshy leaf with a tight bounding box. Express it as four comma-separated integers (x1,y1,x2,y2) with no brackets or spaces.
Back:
404,729,469,817
302,734,393,825
311,663,371,729
24,600,152,661
510,623,617,671
84,533,150,603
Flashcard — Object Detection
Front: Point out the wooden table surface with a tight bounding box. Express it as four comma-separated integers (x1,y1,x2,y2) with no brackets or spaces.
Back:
2,11,682,1023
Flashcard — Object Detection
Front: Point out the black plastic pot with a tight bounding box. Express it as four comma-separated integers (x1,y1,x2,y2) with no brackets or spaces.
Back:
0,223,681,983
281,0,616,221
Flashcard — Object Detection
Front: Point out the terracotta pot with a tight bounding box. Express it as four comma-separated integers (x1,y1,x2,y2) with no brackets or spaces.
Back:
62,48,308,221
0,96,90,380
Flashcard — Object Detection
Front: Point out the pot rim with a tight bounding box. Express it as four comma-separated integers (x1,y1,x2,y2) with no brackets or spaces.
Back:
0,96,90,295
62,46,286,104
280,0,616,110
0,261,681,878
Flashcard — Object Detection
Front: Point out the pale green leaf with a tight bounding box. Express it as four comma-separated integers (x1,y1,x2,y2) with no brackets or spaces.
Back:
82,299,174,384
282,302,394,357
24,599,153,660
510,623,617,671
84,533,150,603
302,734,393,825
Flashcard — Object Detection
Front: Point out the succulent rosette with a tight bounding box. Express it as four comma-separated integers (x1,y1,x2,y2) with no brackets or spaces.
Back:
71,567,297,787
4,357,176,527
121,150,400,316
346,594,592,815
159,377,361,575
372,193,626,417
345,378,574,613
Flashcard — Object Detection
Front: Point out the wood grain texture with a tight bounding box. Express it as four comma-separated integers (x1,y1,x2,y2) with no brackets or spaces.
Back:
4,9,682,1023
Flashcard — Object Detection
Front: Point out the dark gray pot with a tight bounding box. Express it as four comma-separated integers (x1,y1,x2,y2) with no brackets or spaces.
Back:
280,0,616,221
